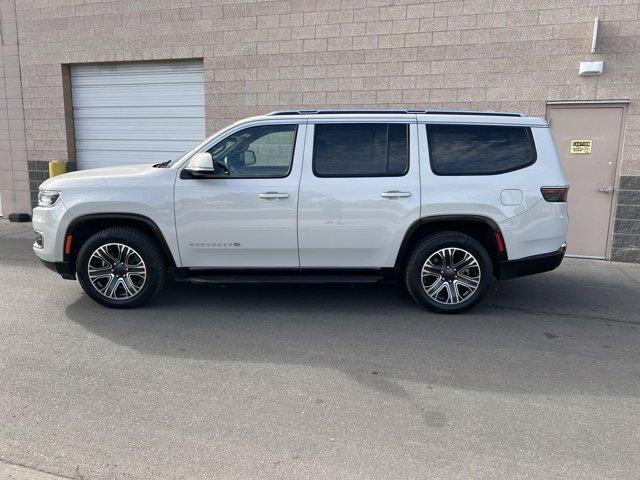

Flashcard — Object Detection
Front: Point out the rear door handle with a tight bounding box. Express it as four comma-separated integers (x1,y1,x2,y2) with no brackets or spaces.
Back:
380,191,412,198
258,192,289,200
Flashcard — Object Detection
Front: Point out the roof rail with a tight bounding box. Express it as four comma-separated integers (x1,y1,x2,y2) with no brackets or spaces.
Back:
266,109,524,117
266,109,419,115
425,110,524,117
267,110,320,115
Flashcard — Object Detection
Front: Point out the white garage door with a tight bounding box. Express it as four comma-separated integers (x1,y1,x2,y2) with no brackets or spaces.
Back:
71,60,205,170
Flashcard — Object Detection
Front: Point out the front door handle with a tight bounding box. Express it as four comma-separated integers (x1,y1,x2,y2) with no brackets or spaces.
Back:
258,192,289,200
598,186,613,194
380,191,412,198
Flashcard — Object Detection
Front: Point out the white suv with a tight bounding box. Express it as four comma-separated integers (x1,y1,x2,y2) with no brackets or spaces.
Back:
33,110,568,313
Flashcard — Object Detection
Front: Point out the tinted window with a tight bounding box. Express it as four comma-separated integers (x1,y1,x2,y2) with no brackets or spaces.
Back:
207,124,297,178
427,124,536,175
313,123,409,177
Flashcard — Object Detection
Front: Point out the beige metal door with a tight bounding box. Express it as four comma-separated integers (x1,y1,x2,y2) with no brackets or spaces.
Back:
547,104,625,258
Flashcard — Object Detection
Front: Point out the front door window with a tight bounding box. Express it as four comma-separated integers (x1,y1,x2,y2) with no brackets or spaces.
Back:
207,125,297,178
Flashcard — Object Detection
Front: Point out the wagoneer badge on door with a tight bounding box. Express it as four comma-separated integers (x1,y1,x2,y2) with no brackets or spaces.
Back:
190,242,241,248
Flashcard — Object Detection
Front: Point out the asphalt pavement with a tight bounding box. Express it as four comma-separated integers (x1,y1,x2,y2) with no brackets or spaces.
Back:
1,220,639,479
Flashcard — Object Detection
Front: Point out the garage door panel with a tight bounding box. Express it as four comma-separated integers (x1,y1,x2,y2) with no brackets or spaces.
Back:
71,60,205,170
75,150,186,169
71,73,205,87
75,148,189,169
73,106,205,119
71,87,205,107
71,61,204,77
75,119,206,140
76,139,199,152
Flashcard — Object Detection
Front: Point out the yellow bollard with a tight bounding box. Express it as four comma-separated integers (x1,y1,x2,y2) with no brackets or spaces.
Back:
49,161,67,177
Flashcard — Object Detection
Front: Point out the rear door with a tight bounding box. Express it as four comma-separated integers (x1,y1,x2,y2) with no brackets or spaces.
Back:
297,118,420,268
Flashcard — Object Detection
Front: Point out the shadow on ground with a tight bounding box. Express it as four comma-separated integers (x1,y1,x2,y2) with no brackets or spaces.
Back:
65,262,640,399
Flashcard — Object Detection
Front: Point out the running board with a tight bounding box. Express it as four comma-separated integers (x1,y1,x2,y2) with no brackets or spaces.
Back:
170,268,391,285
188,274,384,285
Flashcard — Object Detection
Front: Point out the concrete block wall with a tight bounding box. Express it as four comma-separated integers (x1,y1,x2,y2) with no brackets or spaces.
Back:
2,0,640,259
613,176,640,262
0,0,30,217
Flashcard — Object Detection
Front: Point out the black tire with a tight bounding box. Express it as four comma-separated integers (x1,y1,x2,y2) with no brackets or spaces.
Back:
405,231,492,314
76,227,166,308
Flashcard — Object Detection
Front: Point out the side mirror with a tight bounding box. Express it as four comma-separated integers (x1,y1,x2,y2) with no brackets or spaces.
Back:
242,150,256,166
184,152,215,177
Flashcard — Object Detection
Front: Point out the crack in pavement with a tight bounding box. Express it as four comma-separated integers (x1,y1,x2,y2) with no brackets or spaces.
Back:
484,304,640,326
0,458,76,480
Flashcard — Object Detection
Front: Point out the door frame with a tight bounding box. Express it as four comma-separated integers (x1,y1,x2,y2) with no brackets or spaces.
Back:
173,120,308,268
545,100,628,260
297,118,421,268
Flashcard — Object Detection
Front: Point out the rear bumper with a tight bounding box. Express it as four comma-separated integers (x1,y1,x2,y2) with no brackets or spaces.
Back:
40,259,76,280
497,244,566,280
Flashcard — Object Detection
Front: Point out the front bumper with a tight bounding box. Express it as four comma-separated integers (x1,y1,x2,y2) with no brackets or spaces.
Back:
40,259,76,280
32,200,68,263
496,244,566,280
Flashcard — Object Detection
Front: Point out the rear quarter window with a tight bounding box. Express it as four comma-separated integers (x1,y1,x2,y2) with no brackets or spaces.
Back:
426,124,536,176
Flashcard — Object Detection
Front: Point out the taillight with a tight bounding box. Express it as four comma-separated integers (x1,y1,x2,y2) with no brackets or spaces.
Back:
541,187,569,202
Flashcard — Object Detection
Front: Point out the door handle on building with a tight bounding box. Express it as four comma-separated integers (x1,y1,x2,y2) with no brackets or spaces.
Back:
258,192,289,200
380,191,412,198
598,186,613,194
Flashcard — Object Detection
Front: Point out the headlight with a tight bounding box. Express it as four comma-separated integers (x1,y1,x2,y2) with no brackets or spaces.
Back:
38,190,61,207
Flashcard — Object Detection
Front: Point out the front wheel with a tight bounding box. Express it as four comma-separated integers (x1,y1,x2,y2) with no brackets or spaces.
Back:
405,231,492,314
76,227,166,308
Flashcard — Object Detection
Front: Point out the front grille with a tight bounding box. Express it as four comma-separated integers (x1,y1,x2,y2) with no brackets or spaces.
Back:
34,231,44,249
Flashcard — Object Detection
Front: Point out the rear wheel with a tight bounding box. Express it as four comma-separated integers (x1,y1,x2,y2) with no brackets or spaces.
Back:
405,231,492,313
76,227,166,308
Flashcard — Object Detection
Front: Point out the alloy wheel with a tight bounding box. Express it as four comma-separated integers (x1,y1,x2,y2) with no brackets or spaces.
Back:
87,243,147,300
421,247,481,305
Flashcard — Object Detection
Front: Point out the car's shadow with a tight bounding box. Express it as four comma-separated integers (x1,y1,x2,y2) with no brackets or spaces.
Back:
65,263,640,399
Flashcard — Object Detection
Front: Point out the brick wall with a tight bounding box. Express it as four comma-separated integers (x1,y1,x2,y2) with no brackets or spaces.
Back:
3,0,640,258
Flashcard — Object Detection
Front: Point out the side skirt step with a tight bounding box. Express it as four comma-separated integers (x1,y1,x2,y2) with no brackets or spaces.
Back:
188,274,384,285
169,268,395,285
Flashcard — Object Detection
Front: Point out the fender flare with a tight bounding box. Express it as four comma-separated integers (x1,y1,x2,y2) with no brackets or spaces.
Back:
64,213,177,267
395,214,505,267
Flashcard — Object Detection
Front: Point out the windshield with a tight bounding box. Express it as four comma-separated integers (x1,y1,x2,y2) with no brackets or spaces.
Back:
154,140,208,169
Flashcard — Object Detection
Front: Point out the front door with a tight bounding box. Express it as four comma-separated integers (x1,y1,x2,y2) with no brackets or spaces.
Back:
175,122,306,268
298,121,420,268
547,104,625,258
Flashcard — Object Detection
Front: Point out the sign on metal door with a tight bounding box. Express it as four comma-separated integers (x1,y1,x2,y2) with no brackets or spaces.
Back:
570,139,592,154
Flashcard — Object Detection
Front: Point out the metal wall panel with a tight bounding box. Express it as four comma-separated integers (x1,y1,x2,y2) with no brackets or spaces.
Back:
71,60,205,170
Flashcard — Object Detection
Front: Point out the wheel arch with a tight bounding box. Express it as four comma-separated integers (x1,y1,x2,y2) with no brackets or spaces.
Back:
395,215,507,274
64,213,177,274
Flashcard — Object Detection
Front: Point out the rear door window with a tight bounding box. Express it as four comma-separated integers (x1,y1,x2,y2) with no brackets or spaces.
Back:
426,124,536,175
313,123,409,177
